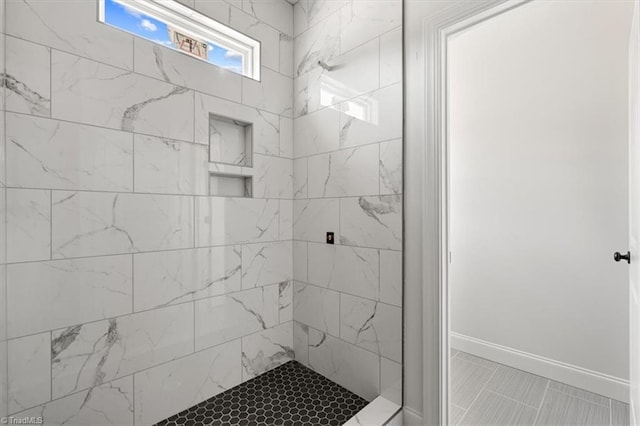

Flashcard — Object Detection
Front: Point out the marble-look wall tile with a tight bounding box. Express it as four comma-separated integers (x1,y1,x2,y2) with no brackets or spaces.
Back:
381,357,402,405
0,265,5,343
308,328,379,401
51,303,194,399
8,333,50,414
340,195,402,250
134,340,240,426
280,33,294,78
134,38,241,102
195,93,280,157
252,154,293,199
6,189,50,263
7,256,132,339
293,6,346,70
279,200,293,240
5,36,50,117
380,250,402,307
280,117,293,158
242,322,294,380
293,198,339,243
308,243,379,300
195,197,279,246
293,282,339,337
340,294,402,362
380,27,403,87
293,241,308,282
195,285,279,350
6,0,133,70
134,134,208,195
242,67,293,117
380,139,403,195
51,51,194,143
16,377,134,426
340,1,402,54
293,67,323,117
0,341,6,419
339,84,402,149
243,0,294,36
52,191,194,258
328,38,380,99
242,241,293,289
6,113,134,192
134,246,242,311
293,158,308,199
279,281,293,323
293,107,339,158
308,144,379,198
293,321,309,365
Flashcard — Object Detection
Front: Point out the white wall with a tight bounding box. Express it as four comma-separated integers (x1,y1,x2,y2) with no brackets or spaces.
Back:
449,0,633,388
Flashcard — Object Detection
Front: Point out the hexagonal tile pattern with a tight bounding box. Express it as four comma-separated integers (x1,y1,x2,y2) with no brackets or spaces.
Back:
154,360,369,426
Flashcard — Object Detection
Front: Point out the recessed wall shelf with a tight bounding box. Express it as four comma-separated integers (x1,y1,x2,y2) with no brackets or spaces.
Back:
209,173,252,197
209,113,253,167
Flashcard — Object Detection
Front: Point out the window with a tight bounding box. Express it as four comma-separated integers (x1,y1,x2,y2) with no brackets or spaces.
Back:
99,0,261,80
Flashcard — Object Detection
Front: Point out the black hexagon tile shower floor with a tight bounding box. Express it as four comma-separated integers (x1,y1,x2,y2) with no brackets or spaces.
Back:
154,360,369,426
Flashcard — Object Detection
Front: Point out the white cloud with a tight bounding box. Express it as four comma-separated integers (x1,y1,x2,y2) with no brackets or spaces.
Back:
140,19,158,32
224,50,243,60
121,4,142,18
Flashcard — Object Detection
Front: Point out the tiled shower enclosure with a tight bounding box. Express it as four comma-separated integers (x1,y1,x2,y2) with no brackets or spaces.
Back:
0,0,403,424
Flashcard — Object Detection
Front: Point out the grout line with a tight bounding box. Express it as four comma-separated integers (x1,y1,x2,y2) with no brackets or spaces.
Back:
458,362,500,424
483,388,540,411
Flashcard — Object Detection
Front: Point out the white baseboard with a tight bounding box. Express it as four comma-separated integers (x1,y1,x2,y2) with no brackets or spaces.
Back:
451,332,630,403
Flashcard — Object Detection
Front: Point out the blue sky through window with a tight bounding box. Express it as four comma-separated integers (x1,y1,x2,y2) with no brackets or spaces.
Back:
104,0,244,74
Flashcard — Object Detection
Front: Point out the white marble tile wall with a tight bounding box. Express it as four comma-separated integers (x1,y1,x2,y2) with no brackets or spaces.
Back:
292,0,403,404
1,0,295,423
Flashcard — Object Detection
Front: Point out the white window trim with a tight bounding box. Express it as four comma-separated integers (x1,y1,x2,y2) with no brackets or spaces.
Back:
99,0,261,80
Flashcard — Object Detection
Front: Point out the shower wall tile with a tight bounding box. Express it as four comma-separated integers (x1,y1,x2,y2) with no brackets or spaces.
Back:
328,38,380,99
51,51,194,143
6,0,134,70
242,241,293,289
195,285,279,351
293,282,340,337
293,158,308,199
380,249,402,307
380,139,403,195
293,67,323,117
194,92,281,156
6,189,50,263
7,256,132,339
243,0,294,36
0,341,6,419
279,200,294,240
293,101,340,158
134,38,242,102
308,328,380,401
279,281,293,323
241,322,294,380
134,340,240,426
252,154,293,199
307,243,379,300
7,333,51,414
133,134,208,196
340,195,402,250
5,36,50,117
195,197,279,246
293,10,341,74
293,241,308,282
340,294,402,362
15,377,134,426
381,357,402,405
6,113,134,192
280,116,294,158
51,303,193,400
280,34,295,78
52,191,194,258
134,246,242,311
340,1,402,54
307,144,379,198
293,198,339,243
380,28,403,87
293,321,309,365
339,84,403,149
242,67,293,117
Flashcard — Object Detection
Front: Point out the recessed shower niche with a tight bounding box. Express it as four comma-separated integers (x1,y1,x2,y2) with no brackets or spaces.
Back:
208,113,254,197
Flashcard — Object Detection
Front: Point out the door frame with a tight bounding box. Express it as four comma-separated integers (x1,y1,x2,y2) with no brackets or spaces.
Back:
404,1,530,424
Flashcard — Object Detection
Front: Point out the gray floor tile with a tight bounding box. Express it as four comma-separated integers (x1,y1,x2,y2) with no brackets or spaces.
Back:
451,356,496,409
548,381,610,407
459,389,538,425
535,389,610,425
611,399,630,426
485,365,549,408
456,352,499,372
451,404,466,425
451,349,461,358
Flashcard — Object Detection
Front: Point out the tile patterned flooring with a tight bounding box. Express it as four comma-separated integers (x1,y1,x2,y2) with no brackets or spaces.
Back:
451,350,630,425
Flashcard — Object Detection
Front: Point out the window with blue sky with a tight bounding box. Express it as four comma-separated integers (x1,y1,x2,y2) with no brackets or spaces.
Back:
103,0,244,75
